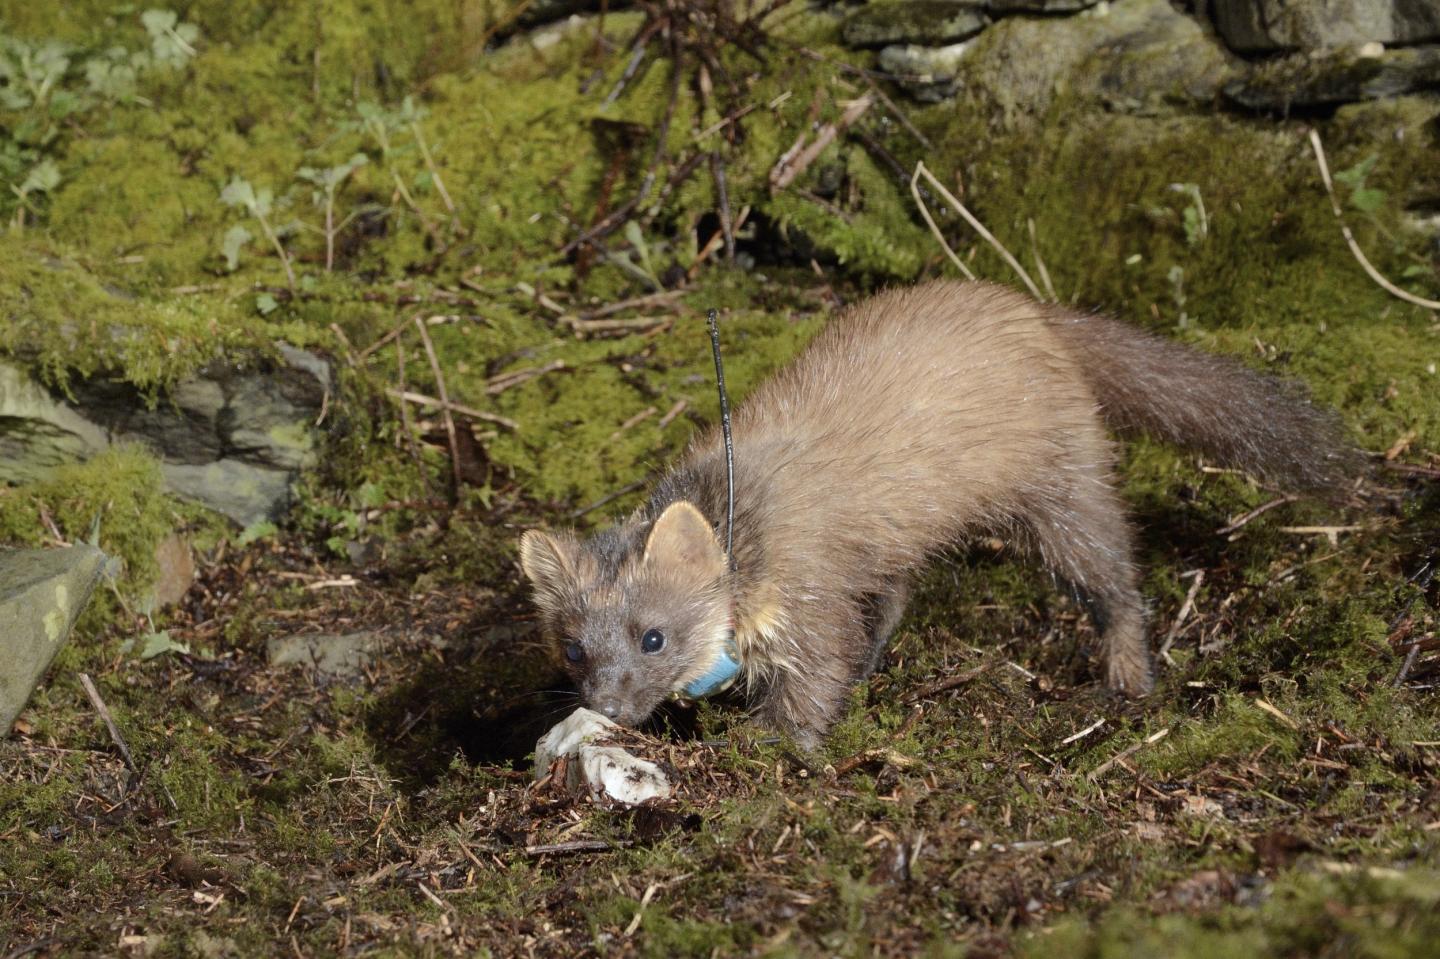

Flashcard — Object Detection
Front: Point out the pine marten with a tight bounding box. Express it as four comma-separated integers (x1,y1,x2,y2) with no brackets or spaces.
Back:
519,281,1357,748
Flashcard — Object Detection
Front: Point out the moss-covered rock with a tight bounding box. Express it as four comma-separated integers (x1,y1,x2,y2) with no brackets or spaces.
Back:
842,1,988,49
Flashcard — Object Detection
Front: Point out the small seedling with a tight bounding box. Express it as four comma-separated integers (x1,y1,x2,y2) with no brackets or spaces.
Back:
1333,155,1385,214
220,176,297,289
220,224,252,272
140,8,200,68
355,100,440,241
1169,182,1208,246
297,153,369,271
397,96,457,222
9,157,60,231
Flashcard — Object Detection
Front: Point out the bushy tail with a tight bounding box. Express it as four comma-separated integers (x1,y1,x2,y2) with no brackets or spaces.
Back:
1048,309,1361,490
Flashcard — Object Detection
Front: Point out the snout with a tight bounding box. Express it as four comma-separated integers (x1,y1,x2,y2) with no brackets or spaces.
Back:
588,698,643,726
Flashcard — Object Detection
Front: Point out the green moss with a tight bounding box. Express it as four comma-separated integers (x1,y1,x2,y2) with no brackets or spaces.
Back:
1022,866,1440,959
0,445,178,594
0,235,274,394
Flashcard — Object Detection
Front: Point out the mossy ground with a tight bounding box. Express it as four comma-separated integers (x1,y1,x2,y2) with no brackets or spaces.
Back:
2,1,1439,956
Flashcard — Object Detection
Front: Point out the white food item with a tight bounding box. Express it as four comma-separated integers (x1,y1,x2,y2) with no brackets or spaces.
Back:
533,707,673,805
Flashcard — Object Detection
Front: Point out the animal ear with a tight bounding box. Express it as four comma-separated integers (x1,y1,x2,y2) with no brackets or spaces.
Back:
643,501,726,578
519,530,582,593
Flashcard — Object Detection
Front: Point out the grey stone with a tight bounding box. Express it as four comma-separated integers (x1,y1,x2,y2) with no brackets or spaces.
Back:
161,461,294,530
843,1,989,49
0,364,108,484
1,544,107,733
880,40,978,102
0,344,330,527
1226,44,1440,110
949,0,1239,113
1212,0,1440,54
267,631,386,677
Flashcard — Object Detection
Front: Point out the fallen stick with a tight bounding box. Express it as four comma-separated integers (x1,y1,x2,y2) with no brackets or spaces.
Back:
386,389,519,431
913,161,1044,300
1088,727,1170,781
903,661,995,704
412,319,462,499
1307,129,1440,311
78,673,137,773
829,746,919,777
523,840,632,856
1157,570,1205,661
770,94,874,190
1217,495,1298,537
579,289,686,321
910,164,976,281
485,360,566,395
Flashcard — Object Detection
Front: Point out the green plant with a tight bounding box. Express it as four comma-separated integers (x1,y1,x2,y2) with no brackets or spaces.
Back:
0,10,199,227
297,153,370,271
1169,182,1208,246
219,176,297,289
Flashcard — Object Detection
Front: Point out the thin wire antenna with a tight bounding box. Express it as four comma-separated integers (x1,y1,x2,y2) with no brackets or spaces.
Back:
707,309,736,571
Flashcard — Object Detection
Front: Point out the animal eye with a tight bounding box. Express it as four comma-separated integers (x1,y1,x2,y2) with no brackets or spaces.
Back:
565,642,585,663
640,628,666,654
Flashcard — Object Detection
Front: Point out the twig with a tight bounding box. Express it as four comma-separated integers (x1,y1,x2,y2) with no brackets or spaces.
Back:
609,406,657,441
412,317,462,500
486,360,566,395
1393,642,1422,687
904,661,994,704
623,883,660,938
386,389,519,431
913,161,1043,300
657,399,688,428
1307,129,1440,311
1157,570,1205,662
858,71,932,150
78,673,137,774
830,746,919,777
789,187,853,224
566,315,674,337
909,164,975,281
478,0,539,47
693,103,758,142
1060,718,1106,746
602,17,664,107
689,205,751,278
1277,524,1364,546
770,94,874,190
359,313,421,362
1217,494,1298,537
1027,217,1057,302
579,289,685,321
410,120,456,217
1254,698,1301,731
523,839,631,856
570,480,646,519
1384,429,1418,461
712,151,735,262
1382,461,1440,480
1088,727,1170,781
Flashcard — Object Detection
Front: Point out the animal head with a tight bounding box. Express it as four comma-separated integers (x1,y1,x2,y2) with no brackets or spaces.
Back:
518,501,733,727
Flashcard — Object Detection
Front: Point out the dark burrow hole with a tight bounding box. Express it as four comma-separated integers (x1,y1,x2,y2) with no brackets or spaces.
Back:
365,643,711,788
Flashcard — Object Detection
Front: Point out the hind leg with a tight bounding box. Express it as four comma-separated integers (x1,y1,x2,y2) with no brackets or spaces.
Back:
861,578,910,678
1023,464,1154,696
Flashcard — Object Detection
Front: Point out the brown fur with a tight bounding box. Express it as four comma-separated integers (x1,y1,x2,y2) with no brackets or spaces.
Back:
519,281,1358,748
